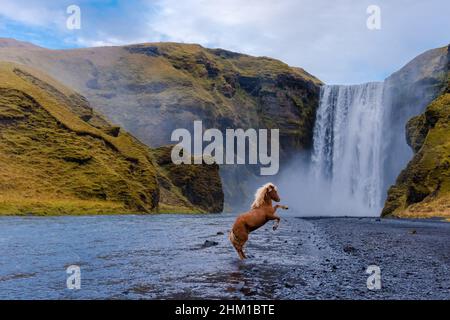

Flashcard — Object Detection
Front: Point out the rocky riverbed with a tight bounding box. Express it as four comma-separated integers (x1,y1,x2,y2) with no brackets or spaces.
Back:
1,214,449,299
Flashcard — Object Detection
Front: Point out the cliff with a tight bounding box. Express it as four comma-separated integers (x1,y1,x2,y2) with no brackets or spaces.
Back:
0,62,222,215
382,45,450,218
152,145,223,213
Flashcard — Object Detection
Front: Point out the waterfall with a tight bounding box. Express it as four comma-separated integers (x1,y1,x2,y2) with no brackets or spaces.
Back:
281,78,437,216
310,83,386,215
277,49,446,217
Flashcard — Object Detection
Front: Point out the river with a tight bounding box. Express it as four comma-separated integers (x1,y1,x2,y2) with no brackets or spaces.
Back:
1,214,450,299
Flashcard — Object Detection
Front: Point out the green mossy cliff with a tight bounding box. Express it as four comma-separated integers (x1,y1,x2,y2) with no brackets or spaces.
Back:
0,62,222,215
382,46,450,218
152,145,223,213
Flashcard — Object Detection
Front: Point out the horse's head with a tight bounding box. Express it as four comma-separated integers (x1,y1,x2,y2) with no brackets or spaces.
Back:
251,182,280,208
267,184,280,202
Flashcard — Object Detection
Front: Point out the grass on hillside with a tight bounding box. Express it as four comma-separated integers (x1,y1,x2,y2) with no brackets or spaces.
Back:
0,62,209,215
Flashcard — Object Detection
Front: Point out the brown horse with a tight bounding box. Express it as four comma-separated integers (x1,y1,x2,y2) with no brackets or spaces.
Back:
229,182,288,259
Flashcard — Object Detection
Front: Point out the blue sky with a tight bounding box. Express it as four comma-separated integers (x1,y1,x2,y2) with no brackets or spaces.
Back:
0,0,449,84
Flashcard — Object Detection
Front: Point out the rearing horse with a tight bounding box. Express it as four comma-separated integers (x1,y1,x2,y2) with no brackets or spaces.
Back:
229,182,288,259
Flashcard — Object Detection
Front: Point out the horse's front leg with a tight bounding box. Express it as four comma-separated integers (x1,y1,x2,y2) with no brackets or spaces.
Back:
274,204,289,210
272,205,288,230
272,216,281,231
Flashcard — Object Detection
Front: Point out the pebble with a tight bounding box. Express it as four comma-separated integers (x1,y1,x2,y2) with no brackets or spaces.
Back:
343,244,357,254
202,240,219,248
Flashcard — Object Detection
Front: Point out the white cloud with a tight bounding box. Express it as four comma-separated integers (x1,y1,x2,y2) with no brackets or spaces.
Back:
0,0,65,27
147,0,450,83
1,0,449,84
73,35,151,48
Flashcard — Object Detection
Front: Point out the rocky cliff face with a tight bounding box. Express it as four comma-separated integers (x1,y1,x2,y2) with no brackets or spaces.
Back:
0,40,322,209
382,45,450,218
152,145,223,213
381,45,449,194
0,62,222,215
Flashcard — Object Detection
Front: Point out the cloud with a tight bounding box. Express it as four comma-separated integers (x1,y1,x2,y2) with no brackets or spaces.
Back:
147,0,450,83
0,0,66,27
0,0,449,83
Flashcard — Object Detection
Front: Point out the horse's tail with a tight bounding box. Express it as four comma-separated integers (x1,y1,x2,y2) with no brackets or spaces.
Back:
228,230,235,244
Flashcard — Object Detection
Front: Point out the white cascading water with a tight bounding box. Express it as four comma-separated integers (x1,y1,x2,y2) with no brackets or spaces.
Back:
310,83,386,215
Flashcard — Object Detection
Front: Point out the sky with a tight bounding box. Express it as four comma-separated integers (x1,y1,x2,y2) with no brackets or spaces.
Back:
0,0,448,84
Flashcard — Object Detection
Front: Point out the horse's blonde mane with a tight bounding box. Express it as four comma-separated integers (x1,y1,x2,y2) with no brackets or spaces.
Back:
251,182,277,209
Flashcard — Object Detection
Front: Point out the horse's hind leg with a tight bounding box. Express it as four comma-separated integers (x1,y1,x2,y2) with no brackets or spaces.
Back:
230,236,245,259
231,241,244,259
230,230,248,260
238,246,247,259
235,242,247,260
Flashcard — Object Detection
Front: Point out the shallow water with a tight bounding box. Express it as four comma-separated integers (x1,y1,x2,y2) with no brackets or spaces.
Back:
0,214,288,299
1,214,450,299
